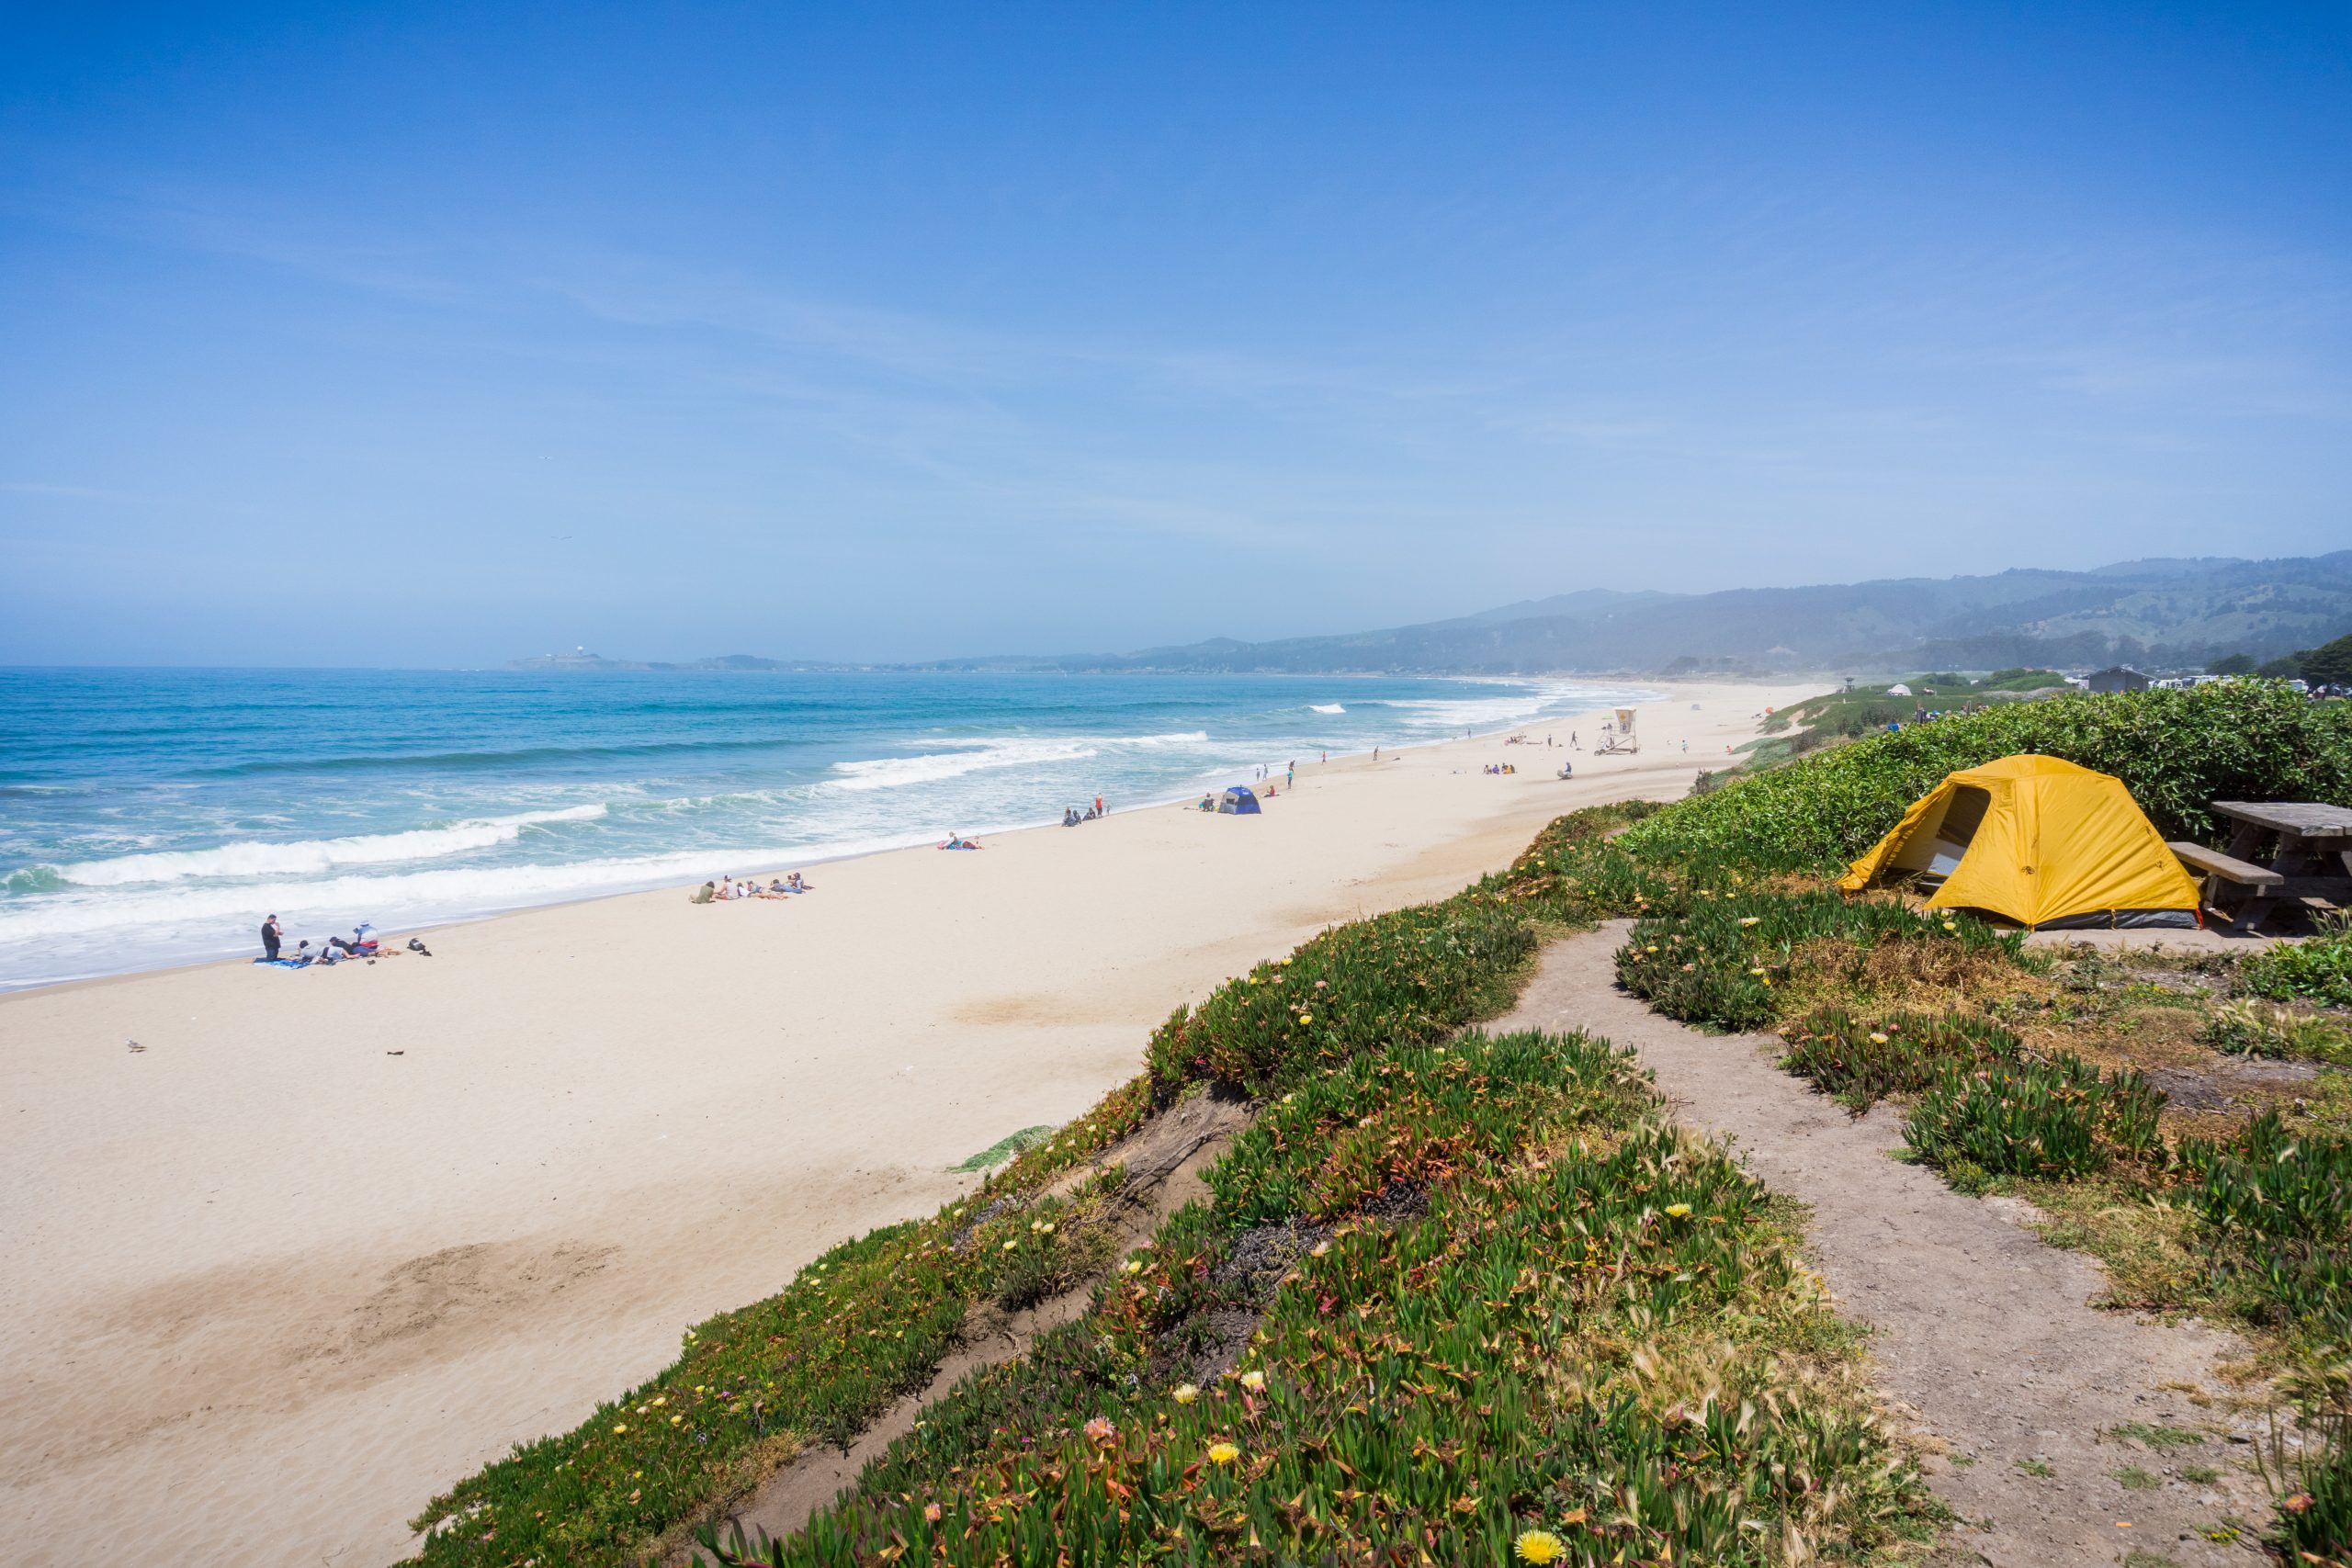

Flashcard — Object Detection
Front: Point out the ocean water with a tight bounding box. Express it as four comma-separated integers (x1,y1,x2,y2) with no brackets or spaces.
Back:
0,668,1650,990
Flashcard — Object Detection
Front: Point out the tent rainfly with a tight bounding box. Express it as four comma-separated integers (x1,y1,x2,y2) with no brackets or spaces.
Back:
1838,754,2200,930
1216,786,1262,815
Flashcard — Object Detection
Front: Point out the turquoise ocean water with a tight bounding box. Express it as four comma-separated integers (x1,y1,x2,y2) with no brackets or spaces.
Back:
0,668,1649,989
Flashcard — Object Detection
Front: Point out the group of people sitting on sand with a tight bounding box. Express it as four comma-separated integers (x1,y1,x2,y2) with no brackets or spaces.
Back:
256,915,433,966
1061,795,1106,827
1483,762,1518,775
938,833,983,850
693,872,813,903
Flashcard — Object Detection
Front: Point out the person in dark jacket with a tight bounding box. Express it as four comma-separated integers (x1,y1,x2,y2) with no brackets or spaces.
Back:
261,914,282,961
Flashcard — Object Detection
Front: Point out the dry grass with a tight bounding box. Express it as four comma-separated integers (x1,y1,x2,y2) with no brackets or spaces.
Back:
1780,933,2032,1020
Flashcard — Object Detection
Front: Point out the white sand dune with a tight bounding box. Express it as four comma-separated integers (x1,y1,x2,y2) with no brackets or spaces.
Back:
0,682,1818,1565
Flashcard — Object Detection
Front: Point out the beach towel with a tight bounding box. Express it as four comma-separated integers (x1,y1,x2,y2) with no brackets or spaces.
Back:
254,957,311,968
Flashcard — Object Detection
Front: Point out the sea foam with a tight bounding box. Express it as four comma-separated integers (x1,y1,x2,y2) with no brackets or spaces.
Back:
51,805,608,886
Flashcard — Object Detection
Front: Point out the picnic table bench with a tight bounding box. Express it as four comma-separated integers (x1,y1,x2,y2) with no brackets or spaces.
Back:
2178,800,2352,932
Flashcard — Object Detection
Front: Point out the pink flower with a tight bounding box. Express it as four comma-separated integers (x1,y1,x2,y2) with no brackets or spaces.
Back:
1083,1416,1117,1444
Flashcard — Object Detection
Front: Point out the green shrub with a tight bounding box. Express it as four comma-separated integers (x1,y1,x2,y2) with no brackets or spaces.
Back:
1780,1008,2020,1111
1206,1027,1648,1226
2199,1001,2352,1066
1613,682,2352,874
1903,1055,2165,1181
1618,888,2013,1032
1489,798,1681,923
2242,920,2352,1010
2179,1111,2352,1338
1144,892,1535,1099
2258,1407,2352,1565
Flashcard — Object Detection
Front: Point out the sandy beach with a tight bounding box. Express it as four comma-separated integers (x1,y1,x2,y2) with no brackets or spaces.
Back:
0,681,1818,1565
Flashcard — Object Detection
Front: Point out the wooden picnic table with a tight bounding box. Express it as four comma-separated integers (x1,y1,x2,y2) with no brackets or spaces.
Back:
2198,800,2352,931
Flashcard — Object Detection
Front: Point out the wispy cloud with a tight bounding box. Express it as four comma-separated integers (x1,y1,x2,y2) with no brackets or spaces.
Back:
1,480,149,502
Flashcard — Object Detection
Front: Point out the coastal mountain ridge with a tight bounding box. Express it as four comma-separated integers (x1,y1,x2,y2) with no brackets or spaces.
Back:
509,550,2352,677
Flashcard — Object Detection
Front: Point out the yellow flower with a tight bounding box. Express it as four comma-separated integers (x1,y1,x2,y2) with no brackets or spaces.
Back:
611,1424,628,1435
1645,945,1659,953
1749,966,1767,976
1040,1222,1057,1235
1001,1240,1018,1252
1664,1202,1691,1218
670,1415,683,1426
651,1395,666,1407
1206,1441,1240,1466
1298,1013,1314,1025
1515,1529,1565,1563
1869,1032,1889,1044
1172,1383,1199,1404
1238,1369,1266,1392
1123,1258,1144,1275
1738,916,1760,927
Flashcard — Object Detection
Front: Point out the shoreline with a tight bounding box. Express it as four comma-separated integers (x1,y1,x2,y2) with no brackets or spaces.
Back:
0,680,1820,1565
0,675,1663,997
0,681,1668,999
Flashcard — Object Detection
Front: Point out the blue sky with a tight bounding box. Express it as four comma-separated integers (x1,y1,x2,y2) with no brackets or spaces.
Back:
3,3,2346,666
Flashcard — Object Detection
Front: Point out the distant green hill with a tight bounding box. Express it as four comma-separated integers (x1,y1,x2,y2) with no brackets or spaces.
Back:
997,550,2352,676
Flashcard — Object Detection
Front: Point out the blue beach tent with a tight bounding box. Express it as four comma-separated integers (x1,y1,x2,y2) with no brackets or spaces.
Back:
1217,786,1262,815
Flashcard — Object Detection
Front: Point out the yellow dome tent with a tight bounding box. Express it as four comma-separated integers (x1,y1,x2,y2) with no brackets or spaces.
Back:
1838,754,2201,930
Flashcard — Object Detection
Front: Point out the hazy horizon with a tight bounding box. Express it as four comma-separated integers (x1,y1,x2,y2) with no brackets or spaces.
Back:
6,6,2347,668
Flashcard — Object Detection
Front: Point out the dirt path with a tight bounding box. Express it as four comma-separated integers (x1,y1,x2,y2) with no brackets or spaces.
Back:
1497,924,2273,1568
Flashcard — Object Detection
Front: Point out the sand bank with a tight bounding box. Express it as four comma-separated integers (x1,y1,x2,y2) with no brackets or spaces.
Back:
0,681,1818,1564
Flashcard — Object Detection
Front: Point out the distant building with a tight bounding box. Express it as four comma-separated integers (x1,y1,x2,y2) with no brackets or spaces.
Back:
2086,666,2151,694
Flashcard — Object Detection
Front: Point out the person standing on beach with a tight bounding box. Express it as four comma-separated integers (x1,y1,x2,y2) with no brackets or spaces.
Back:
1286,761,1295,788
260,914,281,961
1094,794,1103,817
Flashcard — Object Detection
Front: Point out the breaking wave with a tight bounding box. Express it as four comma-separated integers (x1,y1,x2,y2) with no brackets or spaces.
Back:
47,806,609,886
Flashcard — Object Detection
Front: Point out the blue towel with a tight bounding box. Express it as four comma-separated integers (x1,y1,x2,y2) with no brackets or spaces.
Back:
254,957,310,968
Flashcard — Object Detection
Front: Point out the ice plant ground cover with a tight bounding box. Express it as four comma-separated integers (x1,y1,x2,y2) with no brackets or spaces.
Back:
712,1032,1928,1566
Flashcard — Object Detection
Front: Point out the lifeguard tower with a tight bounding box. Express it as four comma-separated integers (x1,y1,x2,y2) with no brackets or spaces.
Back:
1596,707,1640,755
